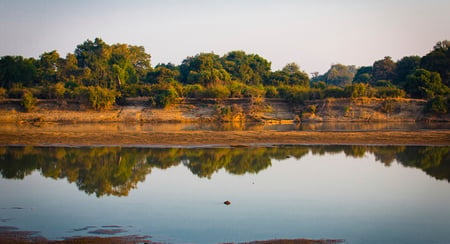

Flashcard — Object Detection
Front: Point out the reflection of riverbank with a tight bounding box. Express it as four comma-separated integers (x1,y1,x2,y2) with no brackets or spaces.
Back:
0,121,449,133
1,146,449,197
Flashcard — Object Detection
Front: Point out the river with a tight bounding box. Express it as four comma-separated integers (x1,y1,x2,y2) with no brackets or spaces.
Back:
1,145,449,243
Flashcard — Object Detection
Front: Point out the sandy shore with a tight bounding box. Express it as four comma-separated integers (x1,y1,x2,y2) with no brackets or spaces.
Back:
0,129,448,147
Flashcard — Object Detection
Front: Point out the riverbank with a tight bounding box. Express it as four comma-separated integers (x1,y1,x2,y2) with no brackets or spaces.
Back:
1,97,448,123
0,128,448,146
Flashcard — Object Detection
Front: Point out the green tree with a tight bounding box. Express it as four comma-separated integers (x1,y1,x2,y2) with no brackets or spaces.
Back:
353,66,373,84
322,64,356,87
74,38,112,87
405,68,449,99
267,63,309,87
394,56,420,88
37,50,61,85
149,83,180,107
87,86,118,110
372,56,396,83
21,90,37,112
109,43,151,88
221,51,271,85
421,40,450,86
180,53,231,86
425,95,448,114
0,56,38,89
146,64,180,84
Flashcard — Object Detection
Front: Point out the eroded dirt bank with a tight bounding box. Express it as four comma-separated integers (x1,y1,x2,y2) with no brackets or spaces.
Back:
1,98,448,123
1,129,448,146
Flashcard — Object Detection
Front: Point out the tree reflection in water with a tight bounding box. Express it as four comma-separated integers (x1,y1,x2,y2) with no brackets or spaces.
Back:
0,146,448,197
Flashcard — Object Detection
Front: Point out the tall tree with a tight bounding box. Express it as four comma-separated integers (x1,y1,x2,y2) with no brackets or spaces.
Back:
421,40,450,86
322,64,356,87
221,51,271,85
0,56,38,89
372,56,396,82
74,38,112,87
353,66,373,84
146,64,180,84
405,68,449,99
179,53,231,87
37,50,61,85
394,56,420,88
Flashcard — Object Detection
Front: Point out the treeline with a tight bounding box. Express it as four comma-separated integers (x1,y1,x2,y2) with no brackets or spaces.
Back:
1,146,448,197
0,38,449,113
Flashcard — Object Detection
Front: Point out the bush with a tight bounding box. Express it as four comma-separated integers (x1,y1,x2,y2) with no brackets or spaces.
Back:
120,84,152,97
425,96,448,114
308,88,324,100
88,86,118,110
375,87,406,98
242,85,265,98
228,81,245,98
149,84,180,108
345,83,375,98
53,82,66,99
201,85,231,99
21,90,37,112
215,103,245,122
307,104,317,114
264,86,279,98
184,84,204,98
324,86,346,98
74,86,118,110
0,87,6,99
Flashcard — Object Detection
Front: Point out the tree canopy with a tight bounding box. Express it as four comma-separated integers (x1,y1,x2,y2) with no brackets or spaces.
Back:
0,38,449,112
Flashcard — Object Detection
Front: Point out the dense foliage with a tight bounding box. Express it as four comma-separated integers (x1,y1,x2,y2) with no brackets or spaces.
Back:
0,38,449,113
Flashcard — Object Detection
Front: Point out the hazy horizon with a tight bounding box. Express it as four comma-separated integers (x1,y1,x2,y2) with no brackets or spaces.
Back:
1,0,449,74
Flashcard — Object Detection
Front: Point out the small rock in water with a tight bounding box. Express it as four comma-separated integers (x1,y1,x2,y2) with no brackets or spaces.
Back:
224,200,231,205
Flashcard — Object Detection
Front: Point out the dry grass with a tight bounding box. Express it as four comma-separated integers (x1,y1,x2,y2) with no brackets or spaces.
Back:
0,128,448,146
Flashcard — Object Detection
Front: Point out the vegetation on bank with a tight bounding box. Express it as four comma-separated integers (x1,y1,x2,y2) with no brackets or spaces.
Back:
0,38,448,114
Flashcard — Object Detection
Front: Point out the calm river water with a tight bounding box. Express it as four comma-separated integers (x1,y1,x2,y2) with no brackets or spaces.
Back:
1,145,449,244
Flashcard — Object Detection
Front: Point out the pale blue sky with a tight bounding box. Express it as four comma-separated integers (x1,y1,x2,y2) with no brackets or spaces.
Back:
1,0,449,73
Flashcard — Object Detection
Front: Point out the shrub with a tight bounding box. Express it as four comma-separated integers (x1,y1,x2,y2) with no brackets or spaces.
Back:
120,84,152,97
375,87,405,98
87,86,118,110
264,86,279,98
324,86,346,98
0,87,6,99
290,88,310,105
149,84,180,108
242,85,265,98
21,90,37,112
307,104,317,114
201,85,230,99
53,82,66,99
374,80,393,87
345,83,375,98
228,81,245,98
215,103,245,122
184,84,204,98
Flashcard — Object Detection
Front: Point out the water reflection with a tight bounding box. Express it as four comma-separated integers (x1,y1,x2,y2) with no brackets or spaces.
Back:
1,121,448,133
0,146,448,197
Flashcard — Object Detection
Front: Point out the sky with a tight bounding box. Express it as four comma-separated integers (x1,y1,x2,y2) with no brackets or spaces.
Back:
0,0,449,74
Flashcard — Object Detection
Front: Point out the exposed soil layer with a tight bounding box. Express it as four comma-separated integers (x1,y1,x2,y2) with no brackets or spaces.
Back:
1,98,448,123
1,129,448,146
